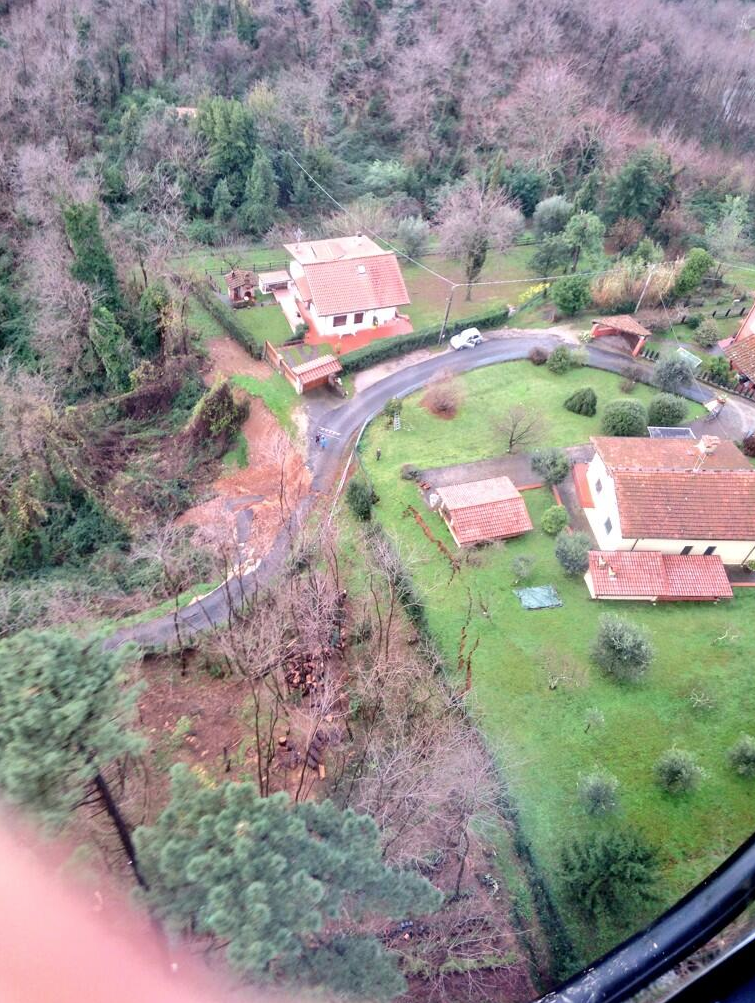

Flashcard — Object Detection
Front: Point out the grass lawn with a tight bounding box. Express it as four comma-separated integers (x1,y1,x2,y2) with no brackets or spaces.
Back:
231,302,293,347
233,374,299,434
168,244,288,275
403,246,539,329
352,362,749,970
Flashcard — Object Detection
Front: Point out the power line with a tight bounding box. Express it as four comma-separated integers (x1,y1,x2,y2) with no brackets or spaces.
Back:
284,149,637,293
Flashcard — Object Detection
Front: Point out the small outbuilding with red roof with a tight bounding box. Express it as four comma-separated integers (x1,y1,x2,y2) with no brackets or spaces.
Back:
435,476,533,547
585,551,732,602
590,315,652,357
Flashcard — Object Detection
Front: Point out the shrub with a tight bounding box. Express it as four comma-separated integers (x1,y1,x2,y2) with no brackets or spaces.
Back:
560,828,659,919
185,219,221,245
702,355,737,388
542,505,569,535
647,393,688,427
619,367,643,394
728,735,755,778
346,480,373,521
423,374,463,417
512,554,535,584
578,770,620,816
400,464,420,481
552,275,592,316
564,387,597,416
555,531,590,576
547,344,584,375
601,399,648,436
531,447,571,486
382,397,403,425
591,614,654,682
692,318,720,349
653,356,694,393
528,346,548,366
674,247,714,297
293,322,308,339
395,216,430,259
533,195,574,238
654,748,703,795
742,434,755,458
685,314,702,330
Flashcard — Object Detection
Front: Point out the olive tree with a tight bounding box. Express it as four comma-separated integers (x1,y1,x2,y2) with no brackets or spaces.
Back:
591,614,654,682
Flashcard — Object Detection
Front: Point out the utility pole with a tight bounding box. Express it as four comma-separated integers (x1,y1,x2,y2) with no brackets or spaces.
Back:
634,264,657,314
438,284,458,344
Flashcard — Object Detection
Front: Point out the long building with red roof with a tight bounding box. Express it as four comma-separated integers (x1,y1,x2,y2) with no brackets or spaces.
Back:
436,476,533,547
585,550,733,602
579,435,755,566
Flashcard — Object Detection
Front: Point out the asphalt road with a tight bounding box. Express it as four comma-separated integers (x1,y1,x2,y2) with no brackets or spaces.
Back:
105,333,744,650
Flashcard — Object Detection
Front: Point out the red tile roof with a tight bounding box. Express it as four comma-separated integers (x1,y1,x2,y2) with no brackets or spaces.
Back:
437,476,533,545
725,335,755,378
223,269,257,291
591,437,750,472
592,315,652,339
572,463,594,509
587,551,732,599
291,354,342,385
293,274,313,303
300,254,410,317
612,469,755,539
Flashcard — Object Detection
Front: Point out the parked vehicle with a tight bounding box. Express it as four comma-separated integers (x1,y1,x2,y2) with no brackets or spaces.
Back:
450,328,483,350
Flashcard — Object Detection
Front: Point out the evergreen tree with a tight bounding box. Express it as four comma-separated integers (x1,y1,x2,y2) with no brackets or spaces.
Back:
88,306,135,391
604,148,675,226
136,281,170,356
239,148,279,236
212,178,234,224
135,766,440,999
0,630,146,884
62,202,122,311
196,97,257,201
561,828,659,918
561,211,605,270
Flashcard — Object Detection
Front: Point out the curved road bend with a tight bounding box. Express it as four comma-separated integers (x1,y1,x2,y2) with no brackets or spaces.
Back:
106,333,749,651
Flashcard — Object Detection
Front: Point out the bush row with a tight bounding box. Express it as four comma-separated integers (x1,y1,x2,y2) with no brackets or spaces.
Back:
190,280,263,359
339,307,510,374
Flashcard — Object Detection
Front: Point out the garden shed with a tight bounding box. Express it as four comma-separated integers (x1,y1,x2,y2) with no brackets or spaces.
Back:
436,476,532,547
590,315,651,356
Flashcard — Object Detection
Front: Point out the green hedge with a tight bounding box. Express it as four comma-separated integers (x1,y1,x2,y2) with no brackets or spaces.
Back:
190,281,263,359
339,307,509,374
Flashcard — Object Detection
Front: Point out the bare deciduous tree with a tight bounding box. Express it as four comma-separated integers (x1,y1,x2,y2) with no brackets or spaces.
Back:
498,404,545,453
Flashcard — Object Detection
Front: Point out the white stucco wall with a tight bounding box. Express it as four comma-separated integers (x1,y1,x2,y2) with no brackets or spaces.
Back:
583,455,755,564
310,304,397,337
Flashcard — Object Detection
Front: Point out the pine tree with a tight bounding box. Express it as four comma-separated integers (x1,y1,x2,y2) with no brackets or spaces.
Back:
239,147,279,236
88,306,135,391
212,178,234,224
135,765,440,998
62,202,122,311
0,630,146,884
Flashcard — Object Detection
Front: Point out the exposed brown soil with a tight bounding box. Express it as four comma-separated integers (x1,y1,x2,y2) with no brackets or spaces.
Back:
177,396,311,564
203,336,271,384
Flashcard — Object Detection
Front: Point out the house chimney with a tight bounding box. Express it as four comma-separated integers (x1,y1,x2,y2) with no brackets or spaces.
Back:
597,555,606,568
607,564,617,578
693,435,720,472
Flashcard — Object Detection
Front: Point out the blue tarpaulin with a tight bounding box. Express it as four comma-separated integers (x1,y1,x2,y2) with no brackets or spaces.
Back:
513,585,563,610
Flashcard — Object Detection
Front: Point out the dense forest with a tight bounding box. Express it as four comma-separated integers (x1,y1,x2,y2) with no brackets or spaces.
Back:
1,1,755,1000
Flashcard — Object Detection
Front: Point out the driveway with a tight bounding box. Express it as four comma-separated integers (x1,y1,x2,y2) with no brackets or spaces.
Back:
106,331,755,650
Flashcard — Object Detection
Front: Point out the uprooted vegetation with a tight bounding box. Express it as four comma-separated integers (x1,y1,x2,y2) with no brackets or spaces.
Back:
24,522,542,1003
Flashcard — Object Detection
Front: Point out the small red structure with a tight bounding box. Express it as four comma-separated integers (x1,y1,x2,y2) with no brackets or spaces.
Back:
224,269,258,306
590,315,652,357
435,476,533,547
585,550,732,602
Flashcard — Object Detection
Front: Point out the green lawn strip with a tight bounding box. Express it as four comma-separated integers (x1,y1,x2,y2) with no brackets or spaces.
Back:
222,432,249,469
169,245,289,275
231,303,294,347
233,374,298,434
356,364,749,968
185,295,227,347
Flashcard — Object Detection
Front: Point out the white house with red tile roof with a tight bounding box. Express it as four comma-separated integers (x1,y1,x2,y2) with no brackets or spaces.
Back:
435,476,532,547
283,235,411,338
724,300,755,384
580,436,755,565
585,551,732,602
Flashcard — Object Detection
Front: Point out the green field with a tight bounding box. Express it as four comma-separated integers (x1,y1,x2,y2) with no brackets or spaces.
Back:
353,362,752,968
233,373,299,433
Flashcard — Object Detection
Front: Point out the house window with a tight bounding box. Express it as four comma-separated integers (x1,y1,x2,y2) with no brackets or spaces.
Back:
354,312,364,325
704,546,716,556
595,478,603,494
333,315,348,327
604,517,612,534
681,545,693,555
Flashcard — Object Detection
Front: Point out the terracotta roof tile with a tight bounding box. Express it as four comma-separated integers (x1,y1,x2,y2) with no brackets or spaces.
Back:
725,334,755,378
291,355,342,385
437,477,532,545
592,315,652,339
223,269,257,290
591,437,749,472
588,551,732,599
300,254,410,317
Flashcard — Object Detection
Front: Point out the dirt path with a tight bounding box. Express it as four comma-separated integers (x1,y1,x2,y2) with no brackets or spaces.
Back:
204,337,271,384
177,397,310,564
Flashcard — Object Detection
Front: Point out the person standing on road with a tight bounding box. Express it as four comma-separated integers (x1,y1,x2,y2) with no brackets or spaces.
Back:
315,433,321,447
